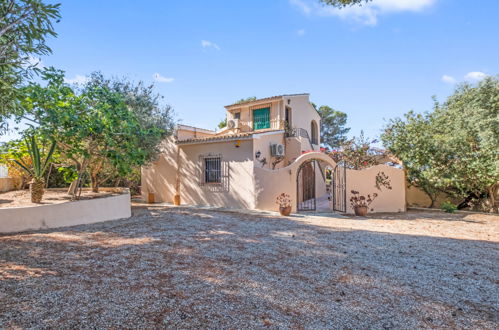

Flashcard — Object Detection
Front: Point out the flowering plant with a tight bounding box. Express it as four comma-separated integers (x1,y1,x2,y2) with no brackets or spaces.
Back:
350,190,378,209
275,193,291,208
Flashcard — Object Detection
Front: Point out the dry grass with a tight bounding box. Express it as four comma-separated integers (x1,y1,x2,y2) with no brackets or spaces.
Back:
0,207,497,328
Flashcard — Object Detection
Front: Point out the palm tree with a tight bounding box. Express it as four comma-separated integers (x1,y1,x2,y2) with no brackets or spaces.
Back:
12,135,56,203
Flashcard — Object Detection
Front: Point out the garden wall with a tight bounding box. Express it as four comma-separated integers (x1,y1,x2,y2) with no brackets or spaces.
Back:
254,152,406,214
0,178,16,193
0,189,131,233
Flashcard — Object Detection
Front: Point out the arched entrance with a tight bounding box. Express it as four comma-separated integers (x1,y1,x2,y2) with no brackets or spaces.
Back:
296,158,347,213
297,160,316,211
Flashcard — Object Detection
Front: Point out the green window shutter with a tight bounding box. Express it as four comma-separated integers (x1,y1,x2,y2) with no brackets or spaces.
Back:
253,107,270,130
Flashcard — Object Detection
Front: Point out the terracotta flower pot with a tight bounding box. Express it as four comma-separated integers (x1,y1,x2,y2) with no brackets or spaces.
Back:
173,194,181,206
279,206,291,216
354,206,368,216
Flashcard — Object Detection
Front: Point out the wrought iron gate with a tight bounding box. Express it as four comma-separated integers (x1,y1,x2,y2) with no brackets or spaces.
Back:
332,162,347,212
297,160,316,211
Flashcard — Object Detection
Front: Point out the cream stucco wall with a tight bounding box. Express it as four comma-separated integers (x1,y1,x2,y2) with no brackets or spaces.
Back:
226,100,283,132
0,178,16,193
254,152,405,214
252,130,288,169
0,191,131,233
345,165,406,214
285,95,321,148
142,138,256,209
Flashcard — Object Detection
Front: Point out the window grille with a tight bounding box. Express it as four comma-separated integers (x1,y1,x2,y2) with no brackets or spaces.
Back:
199,154,229,192
204,157,221,183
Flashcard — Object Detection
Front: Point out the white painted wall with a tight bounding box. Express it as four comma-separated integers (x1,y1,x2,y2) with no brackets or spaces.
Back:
0,191,131,233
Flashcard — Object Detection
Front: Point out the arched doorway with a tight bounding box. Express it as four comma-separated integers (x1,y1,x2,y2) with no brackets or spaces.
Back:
296,157,347,213
297,160,316,211
310,120,318,145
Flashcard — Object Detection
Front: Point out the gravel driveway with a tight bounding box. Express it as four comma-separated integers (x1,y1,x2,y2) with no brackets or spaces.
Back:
1,207,498,329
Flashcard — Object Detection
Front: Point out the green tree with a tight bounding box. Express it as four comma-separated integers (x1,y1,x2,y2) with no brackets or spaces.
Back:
234,96,256,104
0,0,60,122
328,131,384,170
382,76,499,211
315,104,350,148
218,117,227,129
18,68,174,195
319,0,371,8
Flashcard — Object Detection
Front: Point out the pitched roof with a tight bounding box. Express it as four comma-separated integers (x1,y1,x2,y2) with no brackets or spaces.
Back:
176,129,283,145
224,93,309,108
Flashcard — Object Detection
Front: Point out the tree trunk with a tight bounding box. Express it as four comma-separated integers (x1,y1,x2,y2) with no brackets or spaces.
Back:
67,180,78,195
487,183,498,213
69,159,89,200
30,178,45,203
91,174,99,193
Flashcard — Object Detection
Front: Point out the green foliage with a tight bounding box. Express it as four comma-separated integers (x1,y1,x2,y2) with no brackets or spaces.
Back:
218,117,227,129
0,0,60,122
17,68,175,192
328,131,384,170
315,104,350,148
441,201,457,213
57,166,77,183
234,96,257,104
319,0,371,8
11,134,56,179
382,76,499,211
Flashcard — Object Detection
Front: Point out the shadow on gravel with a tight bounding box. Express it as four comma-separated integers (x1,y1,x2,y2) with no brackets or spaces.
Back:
1,206,497,329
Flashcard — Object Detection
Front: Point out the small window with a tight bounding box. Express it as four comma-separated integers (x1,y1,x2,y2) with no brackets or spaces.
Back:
204,157,221,183
234,112,241,119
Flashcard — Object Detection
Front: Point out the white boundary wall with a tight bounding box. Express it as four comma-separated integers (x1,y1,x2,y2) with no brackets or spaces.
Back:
0,191,131,233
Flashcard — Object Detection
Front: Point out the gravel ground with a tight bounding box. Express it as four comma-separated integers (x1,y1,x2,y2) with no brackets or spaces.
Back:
1,207,498,329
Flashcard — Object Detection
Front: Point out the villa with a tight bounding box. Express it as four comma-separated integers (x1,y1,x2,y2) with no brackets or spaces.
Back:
141,94,406,213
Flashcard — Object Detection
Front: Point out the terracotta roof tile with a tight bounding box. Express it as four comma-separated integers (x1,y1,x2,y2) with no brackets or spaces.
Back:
176,129,283,145
224,93,309,108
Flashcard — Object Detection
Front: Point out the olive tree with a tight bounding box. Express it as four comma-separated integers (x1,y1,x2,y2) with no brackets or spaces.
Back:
0,0,60,123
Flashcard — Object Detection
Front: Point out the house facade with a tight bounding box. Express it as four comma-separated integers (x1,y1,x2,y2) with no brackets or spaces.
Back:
141,94,406,213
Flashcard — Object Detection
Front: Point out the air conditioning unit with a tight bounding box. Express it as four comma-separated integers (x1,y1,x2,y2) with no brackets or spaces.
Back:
227,119,240,129
270,143,285,157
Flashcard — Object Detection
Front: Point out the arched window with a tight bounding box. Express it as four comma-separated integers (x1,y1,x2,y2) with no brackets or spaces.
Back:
311,120,318,145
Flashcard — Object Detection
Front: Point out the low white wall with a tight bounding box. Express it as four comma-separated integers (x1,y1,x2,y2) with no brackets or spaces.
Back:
0,192,131,233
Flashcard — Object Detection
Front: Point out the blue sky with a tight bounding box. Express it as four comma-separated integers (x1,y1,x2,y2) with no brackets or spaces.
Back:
3,0,499,141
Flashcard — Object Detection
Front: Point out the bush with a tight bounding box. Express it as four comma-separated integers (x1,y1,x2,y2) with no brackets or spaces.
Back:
441,201,457,213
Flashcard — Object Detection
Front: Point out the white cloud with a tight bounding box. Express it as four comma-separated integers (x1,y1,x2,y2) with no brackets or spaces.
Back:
201,40,220,51
64,75,89,85
153,73,174,83
464,71,487,81
297,29,306,36
441,75,456,84
290,0,437,26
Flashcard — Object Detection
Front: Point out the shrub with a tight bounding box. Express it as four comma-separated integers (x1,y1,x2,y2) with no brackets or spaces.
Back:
441,201,457,213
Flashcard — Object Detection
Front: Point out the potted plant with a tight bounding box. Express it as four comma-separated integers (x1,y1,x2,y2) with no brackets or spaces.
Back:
12,135,56,203
276,193,292,216
350,190,377,216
